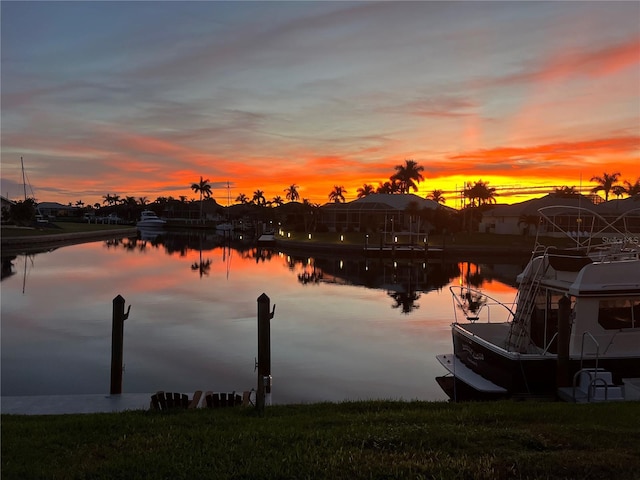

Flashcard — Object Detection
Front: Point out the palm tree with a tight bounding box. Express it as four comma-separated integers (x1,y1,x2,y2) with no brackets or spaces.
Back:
428,189,445,204
138,197,148,206
191,176,212,221
623,178,640,198
392,159,425,194
285,184,300,202
612,185,626,199
75,200,84,208
102,194,119,206
590,172,621,201
328,185,347,203
553,186,579,198
464,180,497,207
271,195,284,207
376,179,401,194
252,189,266,206
357,184,375,198
235,193,249,204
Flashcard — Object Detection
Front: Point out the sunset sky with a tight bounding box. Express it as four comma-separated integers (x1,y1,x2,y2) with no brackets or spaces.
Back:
1,1,638,208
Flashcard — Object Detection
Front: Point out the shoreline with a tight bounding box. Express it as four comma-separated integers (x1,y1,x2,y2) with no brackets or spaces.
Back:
1,227,535,258
1,227,137,255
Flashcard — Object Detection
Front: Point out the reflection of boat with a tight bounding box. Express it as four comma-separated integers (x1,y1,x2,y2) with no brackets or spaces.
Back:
138,227,164,242
257,230,276,246
216,223,233,234
437,206,640,402
137,210,166,228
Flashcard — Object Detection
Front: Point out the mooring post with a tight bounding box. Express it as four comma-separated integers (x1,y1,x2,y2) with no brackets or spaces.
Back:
256,293,275,414
557,295,571,388
110,294,131,395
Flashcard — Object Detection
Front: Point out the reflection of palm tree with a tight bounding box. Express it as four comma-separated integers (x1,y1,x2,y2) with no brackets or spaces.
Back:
191,176,212,222
590,172,621,201
328,185,347,203
388,290,421,314
285,184,300,202
191,236,212,277
191,258,212,277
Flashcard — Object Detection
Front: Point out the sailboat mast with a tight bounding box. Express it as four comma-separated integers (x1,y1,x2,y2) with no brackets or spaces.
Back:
21,157,27,201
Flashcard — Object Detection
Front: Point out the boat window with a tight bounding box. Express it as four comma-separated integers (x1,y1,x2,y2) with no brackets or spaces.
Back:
598,297,640,330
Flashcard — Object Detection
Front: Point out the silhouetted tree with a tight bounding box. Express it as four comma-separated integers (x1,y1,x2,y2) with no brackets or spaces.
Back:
428,189,445,204
553,186,579,198
252,189,266,206
590,172,621,201
235,193,249,204
285,184,300,202
392,159,424,194
191,176,212,221
328,185,347,203
357,184,375,198
623,178,640,198
376,179,401,194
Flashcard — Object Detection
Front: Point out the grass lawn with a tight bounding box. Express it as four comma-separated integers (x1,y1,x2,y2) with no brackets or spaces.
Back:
1,222,133,238
2,400,639,479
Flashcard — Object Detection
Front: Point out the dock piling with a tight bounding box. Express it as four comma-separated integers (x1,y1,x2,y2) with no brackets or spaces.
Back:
110,294,131,395
256,293,275,414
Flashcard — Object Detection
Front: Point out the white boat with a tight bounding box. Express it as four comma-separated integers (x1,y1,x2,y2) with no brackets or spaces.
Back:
136,210,167,229
437,206,640,402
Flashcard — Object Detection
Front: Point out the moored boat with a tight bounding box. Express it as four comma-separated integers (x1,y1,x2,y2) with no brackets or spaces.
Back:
136,210,167,229
437,206,640,402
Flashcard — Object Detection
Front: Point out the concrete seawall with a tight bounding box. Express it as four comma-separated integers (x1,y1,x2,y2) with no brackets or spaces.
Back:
1,227,137,254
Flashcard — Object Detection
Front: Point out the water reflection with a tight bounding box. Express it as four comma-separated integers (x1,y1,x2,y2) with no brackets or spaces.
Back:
1,231,523,403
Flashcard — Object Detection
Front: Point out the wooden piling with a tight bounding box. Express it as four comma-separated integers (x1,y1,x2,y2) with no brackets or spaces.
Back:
110,295,130,395
256,293,274,413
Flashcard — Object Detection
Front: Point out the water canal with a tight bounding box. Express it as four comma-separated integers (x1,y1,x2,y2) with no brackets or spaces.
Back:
1,231,525,403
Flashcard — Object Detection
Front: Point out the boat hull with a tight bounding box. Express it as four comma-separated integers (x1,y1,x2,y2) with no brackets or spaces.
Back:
442,325,640,400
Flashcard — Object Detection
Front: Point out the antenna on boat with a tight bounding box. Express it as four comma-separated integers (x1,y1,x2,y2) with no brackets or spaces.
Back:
577,173,583,248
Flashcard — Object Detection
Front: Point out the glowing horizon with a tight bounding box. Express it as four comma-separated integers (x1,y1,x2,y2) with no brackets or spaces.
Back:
1,2,638,209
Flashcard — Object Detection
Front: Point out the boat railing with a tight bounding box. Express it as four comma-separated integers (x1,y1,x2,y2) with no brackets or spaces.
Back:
541,331,559,355
579,331,600,372
449,286,516,323
571,369,612,403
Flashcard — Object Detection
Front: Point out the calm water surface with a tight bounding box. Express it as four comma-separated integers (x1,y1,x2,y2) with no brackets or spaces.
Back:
1,231,523,403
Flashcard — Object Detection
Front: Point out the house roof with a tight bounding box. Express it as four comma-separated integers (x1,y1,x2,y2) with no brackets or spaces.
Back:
593,196,640,215
482,194,595,217
37,201,75,210
322,194,452,212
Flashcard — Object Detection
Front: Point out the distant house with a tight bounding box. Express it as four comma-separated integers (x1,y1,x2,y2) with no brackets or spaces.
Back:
1,195,15,222
479,194,640,236
479,195,595,236
320,194,453,234
37,202,77,219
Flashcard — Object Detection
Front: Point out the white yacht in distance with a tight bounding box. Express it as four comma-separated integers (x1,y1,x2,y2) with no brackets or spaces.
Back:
437,206,640,402
136,210,167,229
